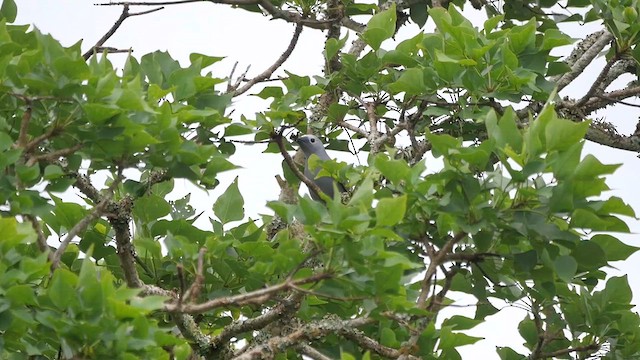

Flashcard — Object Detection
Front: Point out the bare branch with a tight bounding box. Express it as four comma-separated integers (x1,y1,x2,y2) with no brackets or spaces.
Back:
555,30,613,92
165,272,331,313
298,344,332,360
337,119,369,137
539,343,600,359
234,317,408,360
26,144,83,166
17,101,32,149
23,214,52,259
83,4,130,60
209,292,305,350
575,53,619,107
416,232,467,307
183,248,207,302
232,23,303,96
50,193,114,271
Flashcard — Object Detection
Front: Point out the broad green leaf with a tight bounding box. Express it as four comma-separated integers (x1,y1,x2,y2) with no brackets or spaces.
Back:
497,347,526,360
213,177,244,223
485,108,522,154
380,327,398,347
541,29,573,50
324,35,348,61
554,255,577,282
603,275,632,304
573,155,620,180
570,208,629,232
409,2,428,28
48,269,78,309
189,52,224,69
130,295,170,313
361,3,397,50
0,0,17,22
348,177,374,207
442,315,483,330
134,195,172,223
591,234,640,261
388,67,426,94
545,117,589,152
375,195,406,226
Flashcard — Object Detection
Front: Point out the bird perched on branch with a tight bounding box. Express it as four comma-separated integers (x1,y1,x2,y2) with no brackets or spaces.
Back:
295,134,347,201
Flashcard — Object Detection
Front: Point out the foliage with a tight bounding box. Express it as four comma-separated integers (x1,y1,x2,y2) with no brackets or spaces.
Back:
1,0,640,359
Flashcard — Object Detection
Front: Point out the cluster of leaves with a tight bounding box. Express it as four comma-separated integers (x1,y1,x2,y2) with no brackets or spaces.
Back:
0,0,639,359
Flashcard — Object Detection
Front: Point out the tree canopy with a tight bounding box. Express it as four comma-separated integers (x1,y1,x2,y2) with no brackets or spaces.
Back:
1,0,640,359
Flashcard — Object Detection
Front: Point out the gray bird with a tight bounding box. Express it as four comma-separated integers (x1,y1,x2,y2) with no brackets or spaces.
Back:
295,135,346,201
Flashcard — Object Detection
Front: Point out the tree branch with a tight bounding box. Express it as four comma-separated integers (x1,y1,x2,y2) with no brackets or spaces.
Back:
555,30,613,92
165,272,331,313
50,189,115,271
231,23,303,96
272,131,324,200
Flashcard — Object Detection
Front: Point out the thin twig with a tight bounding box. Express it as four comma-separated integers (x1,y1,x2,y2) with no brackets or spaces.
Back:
26,144,83,166
232,23,303,96
575,53,619,107
183,248,207,302
50,194,114,271
165,272,331,313
23,214,52,259
539,343,600,358
272,131,324,200
17,101,32,149
83,5,130,60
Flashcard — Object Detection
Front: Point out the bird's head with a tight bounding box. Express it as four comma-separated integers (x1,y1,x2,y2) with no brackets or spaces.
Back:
295,134,326,158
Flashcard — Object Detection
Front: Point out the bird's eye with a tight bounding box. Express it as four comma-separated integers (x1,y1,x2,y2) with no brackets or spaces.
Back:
310,138,316,143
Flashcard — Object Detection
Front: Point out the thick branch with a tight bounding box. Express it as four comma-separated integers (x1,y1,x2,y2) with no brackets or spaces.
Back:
555,30,613,92
234,317,408,360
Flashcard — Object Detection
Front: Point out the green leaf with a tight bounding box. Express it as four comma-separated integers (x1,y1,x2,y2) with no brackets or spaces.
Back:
213,177,244,223
591,234,640,261
388,67,426,94
570,208,629,232
554,255,577,282
297,196,324,225
130,295,169,313
485,108,522,154
442,315,483,330
348,177,374,207
43,165,64,180
0,0,17,22
540,29,573,50
380,327,398,347
189,52,224,69
573,154,620,180
497,347,526,360
409,2,428,28
603,275,632,304
375,195,406,226
325,35,348,61
48,269,78,309
134,195,172,223
545,117,589,152
83,103,122,124
361,3,397,50
572,240,606,270
6,285,36,306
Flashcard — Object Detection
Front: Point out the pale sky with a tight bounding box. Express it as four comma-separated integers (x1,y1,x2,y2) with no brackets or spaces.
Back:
13,1,640,358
